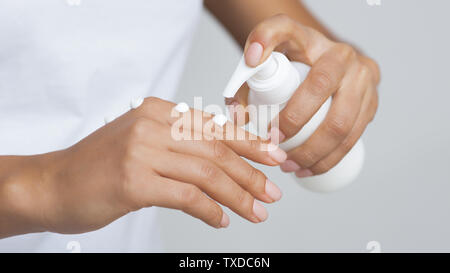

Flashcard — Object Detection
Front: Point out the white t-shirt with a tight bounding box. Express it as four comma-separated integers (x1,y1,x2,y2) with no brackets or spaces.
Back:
0,0,203,252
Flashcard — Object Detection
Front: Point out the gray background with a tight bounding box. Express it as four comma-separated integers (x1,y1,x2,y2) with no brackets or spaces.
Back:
159,0,450,252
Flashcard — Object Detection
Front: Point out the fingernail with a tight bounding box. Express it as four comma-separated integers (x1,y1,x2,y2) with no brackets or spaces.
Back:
246,42,263,67
267,143,287,163
269,127,286,145
280,160,301,172
295,169,313,178
265,179,282,201
220,212,230,228
253,200,268,222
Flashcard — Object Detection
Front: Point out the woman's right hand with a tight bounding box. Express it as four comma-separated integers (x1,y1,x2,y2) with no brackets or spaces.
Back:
15,97,286,235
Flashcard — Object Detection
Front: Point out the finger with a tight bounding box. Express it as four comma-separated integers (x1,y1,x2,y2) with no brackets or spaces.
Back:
274,44,355,140
135,174,229,228
150,150,268,223
225,83,249,126
134,97,287,166
228,15,327,126
243,14,327,67
305,87,378,176
168,137,282,203
286,63,366,170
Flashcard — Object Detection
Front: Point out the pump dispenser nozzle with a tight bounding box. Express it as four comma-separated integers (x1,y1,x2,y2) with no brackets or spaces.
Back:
222,54,278,98
223,52,306,106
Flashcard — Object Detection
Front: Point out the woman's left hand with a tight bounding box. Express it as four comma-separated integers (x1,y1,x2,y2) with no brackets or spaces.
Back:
226,14,380,177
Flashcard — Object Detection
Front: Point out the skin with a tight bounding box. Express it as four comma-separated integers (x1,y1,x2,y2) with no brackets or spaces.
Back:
0,97,286,238
0,0,380,239
206,0,380,177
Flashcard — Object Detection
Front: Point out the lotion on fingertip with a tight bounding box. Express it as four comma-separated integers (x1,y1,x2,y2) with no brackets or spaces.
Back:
212,114,228,127
130,97,144,109
174,102,190,113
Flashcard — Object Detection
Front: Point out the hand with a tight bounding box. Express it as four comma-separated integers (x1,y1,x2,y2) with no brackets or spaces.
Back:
5,97,287,236
226,14,380,177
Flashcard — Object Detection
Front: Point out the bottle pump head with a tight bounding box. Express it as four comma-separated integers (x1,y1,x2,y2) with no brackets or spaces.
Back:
223,52,286,98
223,52,304,107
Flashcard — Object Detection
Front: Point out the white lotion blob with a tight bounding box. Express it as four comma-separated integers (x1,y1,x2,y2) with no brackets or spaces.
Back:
130,97,144,109
213,114,228,127
174,102,190,113
104,115,116,125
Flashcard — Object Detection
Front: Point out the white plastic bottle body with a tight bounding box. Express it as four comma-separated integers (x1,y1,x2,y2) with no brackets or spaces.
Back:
248,61,365,193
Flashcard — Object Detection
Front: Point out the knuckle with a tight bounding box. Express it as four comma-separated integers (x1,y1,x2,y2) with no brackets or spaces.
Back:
206,206,223,227
140,96,162,114
236,190,253,213
129,117,149,139
363,57,381,83
212,140,229,160
247,140,261,155
247,167,265,192
179,185,201,209
273,13,292,25
143,96,162,107
253,14,294,43
282,110,303,129
241,140,261,159
253,21,275,41
309,69,334,96
249,140,260,151
312,160,332,175
358,65,371,82
359,64,371,76
336,43,356,61
325,116,352,139
199,162,219,181
297,148,318,167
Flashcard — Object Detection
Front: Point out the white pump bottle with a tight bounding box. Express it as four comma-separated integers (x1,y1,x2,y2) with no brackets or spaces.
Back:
223,52,365,193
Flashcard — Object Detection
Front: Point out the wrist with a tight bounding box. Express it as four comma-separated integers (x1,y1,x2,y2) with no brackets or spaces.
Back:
0,153,58,237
